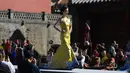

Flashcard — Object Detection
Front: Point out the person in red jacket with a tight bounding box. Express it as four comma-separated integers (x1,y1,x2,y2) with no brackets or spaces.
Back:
5,39,11,61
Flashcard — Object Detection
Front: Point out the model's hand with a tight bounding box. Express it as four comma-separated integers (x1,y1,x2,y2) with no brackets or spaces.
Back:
62,29,66,33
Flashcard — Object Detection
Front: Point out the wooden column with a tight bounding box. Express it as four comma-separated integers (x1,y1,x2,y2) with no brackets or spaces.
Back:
124,0,130,41
69,5,80,44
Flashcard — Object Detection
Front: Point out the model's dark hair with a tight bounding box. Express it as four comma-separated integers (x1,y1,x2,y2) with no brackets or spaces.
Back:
60,5,68,15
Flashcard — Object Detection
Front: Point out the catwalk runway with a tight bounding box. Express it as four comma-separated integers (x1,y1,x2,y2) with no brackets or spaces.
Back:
40,69,128,73
14,65,128,73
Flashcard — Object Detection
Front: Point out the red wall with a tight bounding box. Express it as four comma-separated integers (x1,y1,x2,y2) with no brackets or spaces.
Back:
0,0,51,13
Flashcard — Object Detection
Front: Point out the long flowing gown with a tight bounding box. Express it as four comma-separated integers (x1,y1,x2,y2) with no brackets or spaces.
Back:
50,16,76,69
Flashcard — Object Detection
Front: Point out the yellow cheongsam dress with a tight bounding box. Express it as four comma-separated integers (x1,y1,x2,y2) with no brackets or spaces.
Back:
50,16,76,69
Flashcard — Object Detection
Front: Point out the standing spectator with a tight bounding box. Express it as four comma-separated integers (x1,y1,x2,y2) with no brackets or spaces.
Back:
5,39,11,61
83,21,91,57
84,22,91,42
18,50,41,73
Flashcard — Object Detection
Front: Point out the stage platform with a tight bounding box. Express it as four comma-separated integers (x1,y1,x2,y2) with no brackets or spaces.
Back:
14,65,128,73
40,69,128,73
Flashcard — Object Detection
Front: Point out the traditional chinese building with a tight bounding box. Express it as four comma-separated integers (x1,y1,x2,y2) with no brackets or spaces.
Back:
69,0,130,48
51,0,69,13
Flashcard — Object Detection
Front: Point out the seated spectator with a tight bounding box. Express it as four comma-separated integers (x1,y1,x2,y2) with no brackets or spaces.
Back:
97,43,106,56
105,58,117,70
92,57,101,67
18,50,41,73
125,41,130,59
0,49,15,73
1,39,6,50
77,49,85,68
25,40,33,50
47,48,54,68
23,40,28,48
0,50,11,73
10,41,17,65
84,57,91,68
84,41,92,57
0,45,3,50
72,43,79,56
93,50,99,57
120,57,130,71
101,50,108,65
47,48,54,63
88,57,105,69
84,49,91,65
108,41,117,57
16,45,24,65
115,49,126,69
39,56,49,69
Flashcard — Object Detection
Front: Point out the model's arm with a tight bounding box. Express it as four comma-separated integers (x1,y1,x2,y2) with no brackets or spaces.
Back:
54,17,62,32
69,24,72,33
54,17,66,33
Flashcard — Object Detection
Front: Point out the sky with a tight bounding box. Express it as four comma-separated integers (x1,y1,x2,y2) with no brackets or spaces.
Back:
0,0,51,13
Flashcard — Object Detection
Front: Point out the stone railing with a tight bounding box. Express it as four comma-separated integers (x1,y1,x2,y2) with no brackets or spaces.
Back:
0,10,8,19
0,9,72,23
45,14,62,21
12,11,43,20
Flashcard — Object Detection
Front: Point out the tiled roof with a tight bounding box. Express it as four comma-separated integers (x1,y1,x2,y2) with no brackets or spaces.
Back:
71,0,116,4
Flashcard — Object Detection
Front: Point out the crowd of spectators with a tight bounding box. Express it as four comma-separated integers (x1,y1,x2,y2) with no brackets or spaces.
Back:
0,39,40,73
1,39,130,73
42,40,130,71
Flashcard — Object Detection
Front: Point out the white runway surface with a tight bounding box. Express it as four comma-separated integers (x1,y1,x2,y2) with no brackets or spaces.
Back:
40,69,128,73
14,65,128,73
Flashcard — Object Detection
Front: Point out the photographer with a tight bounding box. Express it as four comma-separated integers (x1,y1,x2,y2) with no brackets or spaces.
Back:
18,50,41,73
